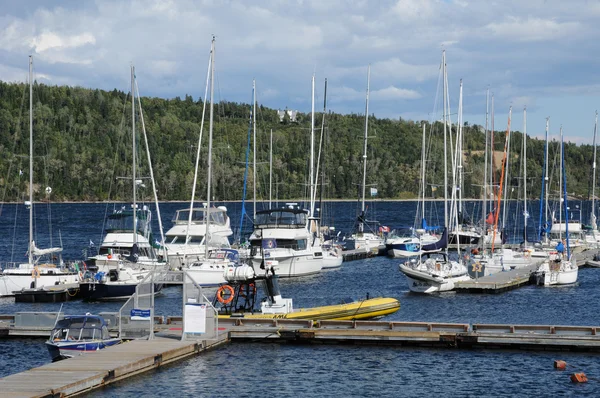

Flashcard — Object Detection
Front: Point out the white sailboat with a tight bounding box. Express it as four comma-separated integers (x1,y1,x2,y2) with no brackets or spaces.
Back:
79,65,167,300
0,56,80,297
534,126,578,286
347,65,384,254
399,50,470,293
247,75,323,277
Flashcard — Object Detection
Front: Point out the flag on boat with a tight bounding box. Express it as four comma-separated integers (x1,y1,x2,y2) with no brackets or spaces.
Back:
379,226,390,234
262,238,277,249
370,187,378,197
89,240,95,247
486,212,495,225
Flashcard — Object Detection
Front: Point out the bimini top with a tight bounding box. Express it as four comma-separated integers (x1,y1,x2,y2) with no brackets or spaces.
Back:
53,315,108,329
254,208,308,228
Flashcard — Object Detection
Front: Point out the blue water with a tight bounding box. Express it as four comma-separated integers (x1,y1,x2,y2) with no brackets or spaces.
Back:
1,201,600,396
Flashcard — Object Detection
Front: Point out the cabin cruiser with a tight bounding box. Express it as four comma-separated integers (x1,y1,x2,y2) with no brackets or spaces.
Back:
386,228,441,258
248,203,323,277
79,205,166,301
165,205,233,268
399,251,470,293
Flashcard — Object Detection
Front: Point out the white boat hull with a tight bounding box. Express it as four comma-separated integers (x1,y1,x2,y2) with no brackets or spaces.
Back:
251,250,322,277
0,266,79,297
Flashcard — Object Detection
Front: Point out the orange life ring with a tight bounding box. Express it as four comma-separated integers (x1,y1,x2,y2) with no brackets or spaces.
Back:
217,285,235,304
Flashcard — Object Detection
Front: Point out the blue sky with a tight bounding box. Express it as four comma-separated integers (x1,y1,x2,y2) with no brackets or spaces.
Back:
1,0,599,143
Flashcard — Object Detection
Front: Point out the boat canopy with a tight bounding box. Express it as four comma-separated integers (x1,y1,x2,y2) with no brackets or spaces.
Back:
106,208,151,235
172,207,228,225
254,209,307,228
50,315,110,341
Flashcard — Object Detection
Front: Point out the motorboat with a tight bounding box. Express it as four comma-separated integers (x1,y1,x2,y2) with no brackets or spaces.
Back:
45,314,121,361
165,205,233,268
248,204,323,277
187,248,241,287
386,228,442,258
213,264,400,320
80,206,165,301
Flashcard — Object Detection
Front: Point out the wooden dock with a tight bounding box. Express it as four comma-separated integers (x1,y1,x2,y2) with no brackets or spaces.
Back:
342,249,373,262
0,334,228,397
455,262,541,293
4,316,600,396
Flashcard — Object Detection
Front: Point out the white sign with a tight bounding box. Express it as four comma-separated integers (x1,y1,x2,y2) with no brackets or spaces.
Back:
184,303,206,334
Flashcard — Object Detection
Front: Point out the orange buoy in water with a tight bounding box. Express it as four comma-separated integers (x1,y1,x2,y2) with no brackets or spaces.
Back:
570,373,588,383
554,360,567,370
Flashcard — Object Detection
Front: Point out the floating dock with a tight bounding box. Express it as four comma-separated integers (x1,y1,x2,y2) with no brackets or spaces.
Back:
0,334,228,397
455,262,541,293
3,316,600,396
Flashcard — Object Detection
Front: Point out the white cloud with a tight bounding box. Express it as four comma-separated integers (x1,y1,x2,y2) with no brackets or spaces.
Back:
485,17,581,42
372,85,421,100
29,31,95,52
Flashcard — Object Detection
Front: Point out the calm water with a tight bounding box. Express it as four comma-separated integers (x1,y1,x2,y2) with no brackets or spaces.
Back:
1,201,600,396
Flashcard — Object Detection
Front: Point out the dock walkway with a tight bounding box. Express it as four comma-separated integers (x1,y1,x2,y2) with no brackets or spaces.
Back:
0,334,228,398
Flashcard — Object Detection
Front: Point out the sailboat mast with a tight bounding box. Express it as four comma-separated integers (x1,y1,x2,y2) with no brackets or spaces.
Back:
458,79,463,216
310,74,315,217
502,108,512,233
28,55,33,265
562,127,570,259
205,37,215,258
442,50,448,228
545,119,550,231
186,51,211,242
490,94,494,212
361,65,370,218
559,126,563,232
421,123,426,227
131,65,137,246
538,117,549,241
252,79,257,219
492,106,511,252
592,112,598,231
523,107,528,247
269,128,273,210
483,88,489,232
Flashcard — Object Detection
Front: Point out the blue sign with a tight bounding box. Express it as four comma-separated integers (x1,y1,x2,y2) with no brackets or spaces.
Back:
262,238,277,249
130,308,151,320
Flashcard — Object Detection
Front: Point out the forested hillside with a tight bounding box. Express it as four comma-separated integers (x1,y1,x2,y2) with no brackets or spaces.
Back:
0,80,595,202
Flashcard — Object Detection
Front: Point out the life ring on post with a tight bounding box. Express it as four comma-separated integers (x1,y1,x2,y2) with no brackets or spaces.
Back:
216,285,235,304
31,266,40,279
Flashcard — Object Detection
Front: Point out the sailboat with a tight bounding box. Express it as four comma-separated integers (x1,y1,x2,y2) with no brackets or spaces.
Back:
534,126,578,286
247,75,323,277
398,50,470,293
79,65,167,300
0,56,79,297
165,39,233,270
346,65,385,255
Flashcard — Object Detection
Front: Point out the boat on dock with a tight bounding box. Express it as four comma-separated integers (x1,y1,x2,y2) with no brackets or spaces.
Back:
46,314,121,361
213,264,400,321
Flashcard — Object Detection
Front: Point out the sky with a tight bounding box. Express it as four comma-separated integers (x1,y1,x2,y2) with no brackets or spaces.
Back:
1,0,600,144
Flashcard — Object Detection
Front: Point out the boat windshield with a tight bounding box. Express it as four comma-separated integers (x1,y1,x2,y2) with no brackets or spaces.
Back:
106,209,151,236
50,316,109,341
208,250,239,262
166,234,205,245
173,208,227,225
255,210,307,227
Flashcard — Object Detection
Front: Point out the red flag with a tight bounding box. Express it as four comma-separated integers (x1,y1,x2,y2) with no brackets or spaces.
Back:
486,212,495,225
